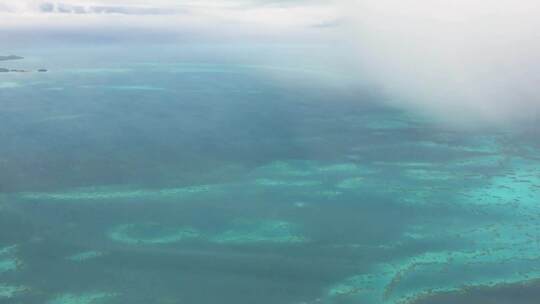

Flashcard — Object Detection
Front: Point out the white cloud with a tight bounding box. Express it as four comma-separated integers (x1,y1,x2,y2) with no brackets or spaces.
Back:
0,0,342,47
342,0,540,126
0,0,340,30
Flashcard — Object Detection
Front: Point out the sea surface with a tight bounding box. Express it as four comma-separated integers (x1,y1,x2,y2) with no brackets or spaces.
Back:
1,45,540,304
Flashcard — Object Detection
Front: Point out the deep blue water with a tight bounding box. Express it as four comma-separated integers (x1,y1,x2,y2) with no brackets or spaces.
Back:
1,45,540,304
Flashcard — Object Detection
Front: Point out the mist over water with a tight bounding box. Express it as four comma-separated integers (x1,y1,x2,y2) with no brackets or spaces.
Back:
3,1,539,126
342,0,540,127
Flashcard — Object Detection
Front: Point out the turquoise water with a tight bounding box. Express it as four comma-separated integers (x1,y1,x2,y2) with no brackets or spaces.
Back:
1,46,540,304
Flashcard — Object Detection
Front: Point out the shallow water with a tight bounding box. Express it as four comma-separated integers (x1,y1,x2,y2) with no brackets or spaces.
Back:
1,46,540,304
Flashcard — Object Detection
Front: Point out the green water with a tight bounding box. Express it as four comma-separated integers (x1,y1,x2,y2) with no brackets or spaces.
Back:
0,45,539,304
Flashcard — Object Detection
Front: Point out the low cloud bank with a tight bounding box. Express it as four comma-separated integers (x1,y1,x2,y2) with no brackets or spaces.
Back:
0,0,340,45
35,2,178,15
343,0,540,127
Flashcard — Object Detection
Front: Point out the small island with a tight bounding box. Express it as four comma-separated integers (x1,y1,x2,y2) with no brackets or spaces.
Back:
0,55,24,61
0,68,31,73
0,55,47,73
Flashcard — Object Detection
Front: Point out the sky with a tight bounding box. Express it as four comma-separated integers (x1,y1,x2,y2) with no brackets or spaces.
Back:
1,0,539,127
0,0,342,43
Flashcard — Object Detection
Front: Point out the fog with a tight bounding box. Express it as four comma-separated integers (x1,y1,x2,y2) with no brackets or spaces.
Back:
342,0,540,127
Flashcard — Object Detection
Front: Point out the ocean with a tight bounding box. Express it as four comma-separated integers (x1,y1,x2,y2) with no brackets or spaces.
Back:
1,45,539,304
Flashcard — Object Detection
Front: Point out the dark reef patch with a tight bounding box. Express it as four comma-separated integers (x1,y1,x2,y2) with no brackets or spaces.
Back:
413,280,540,304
